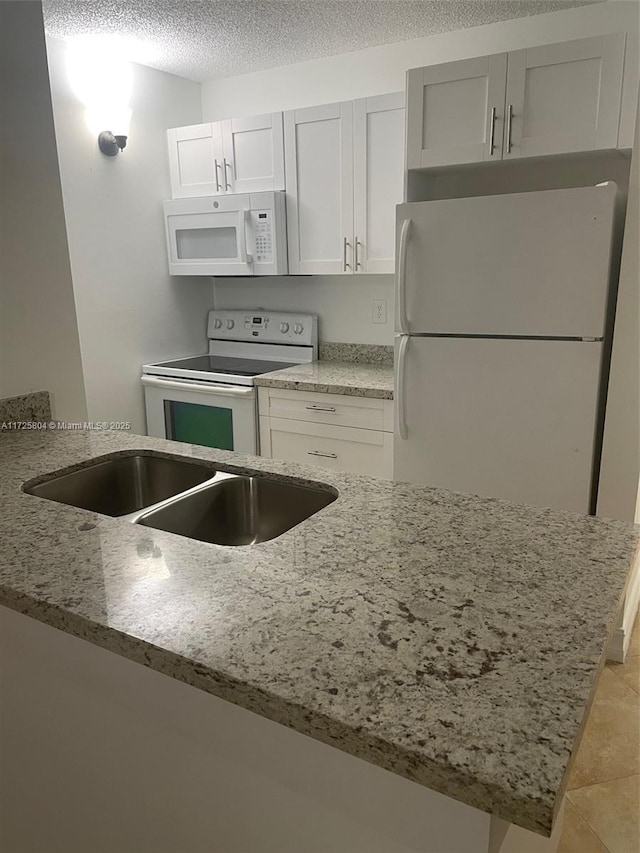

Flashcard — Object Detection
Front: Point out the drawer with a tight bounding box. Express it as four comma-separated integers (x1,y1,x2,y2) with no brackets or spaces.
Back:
260,416,393,479
258,387,393,431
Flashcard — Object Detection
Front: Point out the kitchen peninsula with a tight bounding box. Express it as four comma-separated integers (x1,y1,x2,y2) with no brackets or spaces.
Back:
1,429,638,853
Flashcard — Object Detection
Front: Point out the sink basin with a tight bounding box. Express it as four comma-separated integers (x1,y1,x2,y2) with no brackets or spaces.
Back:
24,452,337,545
137,475,337,545
23,454,216,517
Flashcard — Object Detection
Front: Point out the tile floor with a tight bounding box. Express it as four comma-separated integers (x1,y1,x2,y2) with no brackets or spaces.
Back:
558,612,640,853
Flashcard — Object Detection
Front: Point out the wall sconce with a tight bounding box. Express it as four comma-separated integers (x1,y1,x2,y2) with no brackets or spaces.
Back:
67,41,133,157
98,132,127,156
94,105,132,156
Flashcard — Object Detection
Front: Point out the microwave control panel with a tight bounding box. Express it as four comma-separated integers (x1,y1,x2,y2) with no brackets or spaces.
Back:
251,210,274,264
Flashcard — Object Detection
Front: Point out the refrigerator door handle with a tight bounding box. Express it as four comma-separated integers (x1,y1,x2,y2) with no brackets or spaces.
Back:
395,334,409,440
397,218,412,334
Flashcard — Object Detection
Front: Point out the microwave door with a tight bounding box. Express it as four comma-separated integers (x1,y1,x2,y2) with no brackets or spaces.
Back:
166,208,253,276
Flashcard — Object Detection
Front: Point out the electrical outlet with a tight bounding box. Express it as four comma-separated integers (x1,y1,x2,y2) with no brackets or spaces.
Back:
372,299,387,324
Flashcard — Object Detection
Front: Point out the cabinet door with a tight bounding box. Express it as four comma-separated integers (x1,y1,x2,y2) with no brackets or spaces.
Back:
167,123,225,198
221,113,285,194
406,54,507,169
284,102,354,275
504,34,625,158
353,92,405,274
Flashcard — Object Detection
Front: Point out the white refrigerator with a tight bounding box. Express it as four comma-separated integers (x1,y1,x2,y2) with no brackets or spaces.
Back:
394,183,618,514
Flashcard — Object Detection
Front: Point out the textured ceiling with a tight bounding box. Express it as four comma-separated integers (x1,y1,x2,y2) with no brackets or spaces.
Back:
43,1,601,82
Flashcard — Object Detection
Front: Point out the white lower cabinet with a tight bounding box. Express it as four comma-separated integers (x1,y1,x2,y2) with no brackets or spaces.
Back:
258,387,394,479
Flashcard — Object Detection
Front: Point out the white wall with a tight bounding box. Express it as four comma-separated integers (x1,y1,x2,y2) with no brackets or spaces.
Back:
205,1,639,345
598,94,640,522
0,2,87,420
46,38,212,435
214,276,396,345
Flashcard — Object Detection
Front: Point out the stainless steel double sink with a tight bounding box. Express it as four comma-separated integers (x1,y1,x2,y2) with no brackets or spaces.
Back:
23,453,337,546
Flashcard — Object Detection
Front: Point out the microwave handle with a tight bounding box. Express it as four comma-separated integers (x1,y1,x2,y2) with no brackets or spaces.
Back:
237,209,252,265
141,375,254,397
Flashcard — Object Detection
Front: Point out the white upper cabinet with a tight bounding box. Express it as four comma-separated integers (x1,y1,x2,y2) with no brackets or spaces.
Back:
168,113,285,198
221,113,285,193
406,55,507,169
167,123,225,197
284,102,354,275
285,94,405,275
353,92,406,274
406,34,628,168
504,35,625,158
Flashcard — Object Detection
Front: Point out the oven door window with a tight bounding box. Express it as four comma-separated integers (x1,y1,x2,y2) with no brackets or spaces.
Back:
164,400,234,450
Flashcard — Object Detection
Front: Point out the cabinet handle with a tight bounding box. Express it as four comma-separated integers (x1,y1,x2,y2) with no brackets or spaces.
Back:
506,104,513,154
343,237,351,272
214,159,222,192
223,158,232,189
305,405,336,413
355,237,362,270
489,106,497,155
307,450,338,459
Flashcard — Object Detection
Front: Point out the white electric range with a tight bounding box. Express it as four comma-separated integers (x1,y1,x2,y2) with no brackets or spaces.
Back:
142,310,318,453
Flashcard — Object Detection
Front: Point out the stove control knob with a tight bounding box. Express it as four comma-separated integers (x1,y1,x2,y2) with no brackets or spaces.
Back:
213,318,223,329
293,323,304,335
280,322,290,333
226,319,235,330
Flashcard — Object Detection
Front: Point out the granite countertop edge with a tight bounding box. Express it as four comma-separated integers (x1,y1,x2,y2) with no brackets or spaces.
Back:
255,376,394,399
255,360,394,400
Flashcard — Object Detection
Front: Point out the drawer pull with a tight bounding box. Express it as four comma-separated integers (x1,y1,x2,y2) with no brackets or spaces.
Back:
307,450,338,459
305,405,336,413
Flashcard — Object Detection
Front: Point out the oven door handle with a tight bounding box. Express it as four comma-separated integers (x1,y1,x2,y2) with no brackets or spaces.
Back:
141,375,255,397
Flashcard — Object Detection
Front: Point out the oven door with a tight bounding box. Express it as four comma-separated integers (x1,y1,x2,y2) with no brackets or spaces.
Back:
142,375,257,454
164,197,253,276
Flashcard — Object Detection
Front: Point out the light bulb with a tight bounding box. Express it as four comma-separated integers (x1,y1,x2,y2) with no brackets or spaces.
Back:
67,38,132,150
67,41,132,107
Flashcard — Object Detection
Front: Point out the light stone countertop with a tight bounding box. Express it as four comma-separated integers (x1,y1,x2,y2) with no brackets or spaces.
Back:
255,360,394,399
0,429,638,837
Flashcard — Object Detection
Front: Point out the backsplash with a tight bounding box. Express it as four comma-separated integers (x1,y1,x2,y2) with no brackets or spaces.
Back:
319,342,394,365
213,275,396,347
0,391,51,424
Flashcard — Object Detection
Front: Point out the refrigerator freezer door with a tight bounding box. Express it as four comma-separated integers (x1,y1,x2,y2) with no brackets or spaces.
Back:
395,183,616,338
394,336,602,513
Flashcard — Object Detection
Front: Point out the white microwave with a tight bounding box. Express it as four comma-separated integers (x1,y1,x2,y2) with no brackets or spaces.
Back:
164,190,287,276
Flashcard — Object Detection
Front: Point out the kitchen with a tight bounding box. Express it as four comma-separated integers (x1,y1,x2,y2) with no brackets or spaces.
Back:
1,1,639,852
